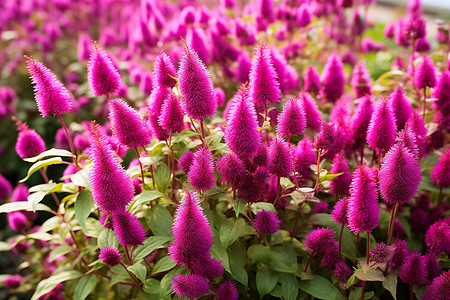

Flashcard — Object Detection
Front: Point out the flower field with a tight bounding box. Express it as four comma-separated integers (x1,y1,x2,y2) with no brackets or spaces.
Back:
0,0,449,299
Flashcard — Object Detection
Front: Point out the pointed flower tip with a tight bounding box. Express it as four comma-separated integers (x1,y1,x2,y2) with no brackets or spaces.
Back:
171,274,209,299
87,46,121,97
304,227,336,255
431,148,450,187
268,138,294,178
111,210,146,246
277,97,306,139
253,209,280,235
367,98,397,153
188,148,215,191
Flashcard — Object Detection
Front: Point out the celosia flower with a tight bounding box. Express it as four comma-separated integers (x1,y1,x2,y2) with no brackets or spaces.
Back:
0,174,12,202
268,138,294,177
296,4,311,27
187,27,210,65
370,242,391,264
397,126,419,159
321,241,341,269
25,56,73,117
416,37,431,52
99,213,113,230
99,247,122,266
298,91,322,132
320,52,345,103
351,61,372,98
224,88,262,160
188,148,215,192
304,227,336,255
393,219,406,239
333,261,353,282
178,41,217,120
158,94,185,134
432,71,450,113
407,110,427,156
277,98,306,139
431,148,450,187
215,88,225,107
332,196,349,225
253,209,280,235
7,211,28,232
379,143,422,206
312,202,329,214
237,167,267,203
108,98,151,149
293,137,316,185
139,72,153,95
303,66,321,95
190,256,224,280
171,274,209,299
111,209,146,246
15,128,46,159
330,153,352,196
55,127,70,150
352,95,374,147
73,134,89,151
399,252,428,286
313,121,336,156
3,275,22,289
179,151,195,174
248,42,281,111
216,153,245,185
347,165,379,234
148,87,171,141
422,270,450,300
367,98,397,154
389,239,409,270
153,52,177,89
87,46,121,97
88,124,134,212
217,280,239,300
415,55,437,89
425,219,450,255
425,253,441,283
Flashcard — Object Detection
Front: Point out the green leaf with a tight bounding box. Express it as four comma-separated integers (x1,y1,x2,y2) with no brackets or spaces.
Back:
143,278,160,294
280,177,295,189
279,273,298,300
319,172,343,183
349,288,375,300
154,163,170,192
159,267,183,298
129,190,164,214
29,182,58,193
27,232,54,241
256,267,278,298
145,205,173,237
346,274,359,289
97,228,119,249
248,244,272,265
129,262,147,282
75,190,93,230
49,246,74,262
27,182,59,212
0,241,11,251
74,275,96,300
20,157,63,182
298,275,345,300
24,148,73,163
250,202,276,214
220,218,247,249
354,267,384,282
205,131,224,146
268,246,298,273
382,273,397,300
230,198,247,218
173,130,199,144
211,233,230,272
133,236,172,262
0,202,51,214
31,270,82,300
152,256,176,274
71,165,91,189
229,242,248,287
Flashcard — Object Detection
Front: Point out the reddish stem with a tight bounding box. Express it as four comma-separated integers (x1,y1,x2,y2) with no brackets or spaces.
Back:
338,223,345,256
438,186,443,207
134,147,145,187
56,113,79,170
274,176,281,206
304,253,313,272
386,202,399,245
313,150,322,191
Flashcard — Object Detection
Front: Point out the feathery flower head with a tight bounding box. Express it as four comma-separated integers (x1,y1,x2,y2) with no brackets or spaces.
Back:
347,165,379,234
108,98,151,148
73,133,89,152
224,88,262,160
3,275,22,289
296,4,311,27
415,55,437,89
332,196,349,225
397,126,419,158
88,123,134,212
334,261,353,282
312,202,329,214
25,56,73,117
158,94,185,134
352,95,374,146
321,241,341,269
313,121,336,156
99,247,122,266
294,137,316,185
237,167,267,203
351,61,372,98
253,209,280,235
7,211,28,232
11,184,29,203
190,256,224,280
216,153,245,185
399,252,428,286
153,52,177,89
304,65,321,95
407,110,427,156
15,128,46,159
0,174,12,203
111,209,146,246
404,17,426,40
248,41,281,111
148,88,171,141
268,138,294,177
277,98,306,139
188,148,215,192
217,280,239,300
431,148,450,187
425,253,441,283
389,88,412,131
370,242,391,264
432,71,450,112
415,37,431,52
179,151,195,174
298,91,322,132
389,239,409,270
320,52,345,103
305,227,336,255
87,46,121,97
367,98,397,153
422,270,450,300
178,41,217,120
330,152,352,196
187,27,210,65
379,143,421,206
425,218,450,255
171,274,209,299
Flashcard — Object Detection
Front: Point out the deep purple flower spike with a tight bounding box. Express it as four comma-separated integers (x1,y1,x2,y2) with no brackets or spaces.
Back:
148,87,171,141
313,121,336,157
399,252,428,286
25,56,73,117
188,148,215,192
178,41,217,121
330,153,352,197
396,127,419,159
108,98,151,149
415,55,437,90
7,211,28,232
171,274,209,299
296,4,311,28
304,66,321,96
431,148,450,188
294,137,316,185
370,242,390,264
351,61,372,98
253,209,280,235
248,41,281,112
217,280,239,300
389,239,409,270
179,150,195,174
111,209,146,246
153,52,177,89
216,153,246,185
277,98,306,139
332,196,349,225
87,46,121,97
268,138,294,178
158,94,185,134
99,247,123,266
366,98,397,154
304,227,336,255
432,71,450,113
388,88,412,131
298,91,321,132
352,95,374,148
407,110,427,156
320,52,345,103
15,128,46,159
347,165,379,234
425,219,450,255
422,270,450,300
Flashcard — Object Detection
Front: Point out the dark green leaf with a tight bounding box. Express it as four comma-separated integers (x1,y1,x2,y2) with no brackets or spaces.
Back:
20,157,63,182
229,242,248,287
248,244,272,265
145,205,173,237
159,267,183,298
75,190,93,230
133,236,172,262
256,267,278,298
279,273,298,300
220,218,247,249
269,246,298,273
74,275,97,300
152,256,176,274
31,270,82,300
298,275,345,300
154,163,170,192
230,198,247,218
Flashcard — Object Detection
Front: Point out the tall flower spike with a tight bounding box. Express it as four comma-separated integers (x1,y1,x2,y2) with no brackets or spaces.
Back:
87,46,121,97
0,174,12,203
432,71,450,112
15,128,46,159
425,219,450,255
399,252,428,286
178,41,217,121
351,61,372,98
298,91,321,132
332,196,349,225
171,274,209,299
248,41,281,112
88,123,134,213
188,148,215,192
389,88,412,131
352,95,374,147
379,143,422,206
224,88,262,160
330,153,352,197
153,52,177,89
277,98,306,139
320,52,345,103
347,165,379,234
313,121,337,156
422,270,450,300
111,209,146,246
396,127,419,158
108,98,152,148
304,227,336,255
217,281,239,300
268,138,294,178
431,148,450,187
294,137,316,185
148,87,171,141
216,153,246,185
366,98,397,154
158,94,185,134
253,209,280,235
407,110,427,156
415,55,437,90
25,56,73,117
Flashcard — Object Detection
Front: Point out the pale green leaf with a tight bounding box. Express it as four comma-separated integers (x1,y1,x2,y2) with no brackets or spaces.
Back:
128,262,147,282
129,190,164,214
154,163,170,192
250,202,276,214
75,190,93,230
74,275,97,300
24,148,73,163
20,157,63,182
71,165,91,189
0,202,51,214
97,228,119,249
31,270,82,300
49,246,74,262
145,205,173,237
173,130,199,144
152,256,176,274
133,236,172,262
382,273,397,300
319,172,343,183
0,241,11,251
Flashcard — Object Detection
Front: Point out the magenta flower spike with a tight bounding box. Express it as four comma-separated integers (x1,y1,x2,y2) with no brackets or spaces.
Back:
379,143,422,206
415,55,437,90
25,56,73,117
351,61,372,98
88,124,134,213
399,252,428,286
178,41,217,121
407,110,427,156
179,150,195,174
171,274,209,299
7,211,28,232
330,152,352,197
422,270,450,300
432,71,450,112
347,165,379,234
296,4,311,28
431,148,450,187
389,239,409,270
320,52,345,103
158,94,185,134
99,247,123,267
111,209,146,246
15,128,46,159
253,209,280,235
332,196,349,225
3,275,22,289
216,153,246,185
188,148,215,192
298,91,322,132
148,87,171,141
87,46,121,97
352,95,375,148
237,167,268,203
304,227,336,255
217,280,239,300
268,138,294,178
425,219,450,255
304,66,321,96
293,137,316,185
388,88,412,131
313,121,337,157
187,27,210,65
396,127,419,158
248,41,281,112
108,98,151,149
277,98,306,139
153,52,177,89
224,88,262,160
370,243,390,264
366,98,397,154
0,174,12,203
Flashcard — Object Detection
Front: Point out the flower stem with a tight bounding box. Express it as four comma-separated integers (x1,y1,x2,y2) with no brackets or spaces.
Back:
304,253,313,272
56,113,79,170
124,245,133,265
274,176,281,206
386,202,399,245
134,147,145,187
438,186,443,207
410,284,414,300
313,150,322,192
290,203,303,238
338,223,345,256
